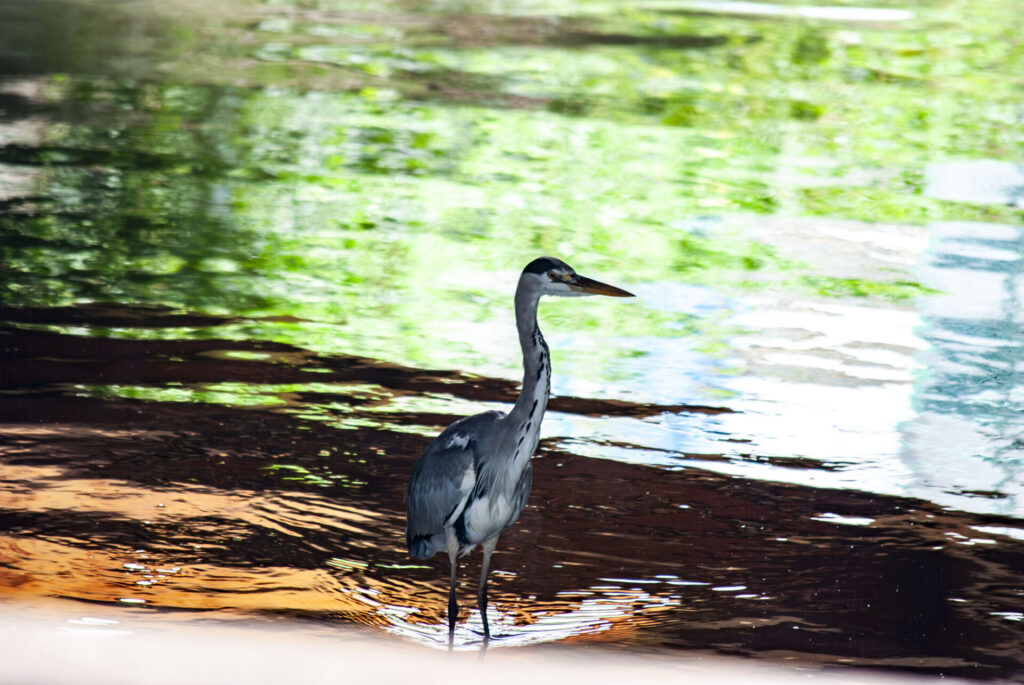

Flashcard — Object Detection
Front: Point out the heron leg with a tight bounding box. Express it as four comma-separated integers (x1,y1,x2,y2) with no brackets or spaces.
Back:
477,536,498,641
446,530,459,640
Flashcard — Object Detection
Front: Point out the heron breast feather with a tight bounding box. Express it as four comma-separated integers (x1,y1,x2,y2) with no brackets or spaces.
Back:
463,494,514,541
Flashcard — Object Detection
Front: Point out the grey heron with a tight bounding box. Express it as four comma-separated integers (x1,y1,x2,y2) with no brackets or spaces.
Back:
404,256,634,642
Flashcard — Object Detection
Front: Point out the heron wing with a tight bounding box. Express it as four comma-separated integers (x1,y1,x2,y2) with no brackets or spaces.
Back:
405,411,503,558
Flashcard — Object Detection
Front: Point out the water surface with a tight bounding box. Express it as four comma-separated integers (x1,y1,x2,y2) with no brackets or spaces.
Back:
1,0,1023,679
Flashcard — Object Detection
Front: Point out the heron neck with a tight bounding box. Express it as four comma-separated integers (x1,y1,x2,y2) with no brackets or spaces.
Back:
510,285,550,423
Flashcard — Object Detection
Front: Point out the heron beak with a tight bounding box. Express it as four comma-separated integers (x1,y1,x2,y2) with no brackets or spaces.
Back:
569,274,635,297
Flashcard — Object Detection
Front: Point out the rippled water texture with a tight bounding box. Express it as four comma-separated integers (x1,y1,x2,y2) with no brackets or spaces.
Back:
1,0,1023,679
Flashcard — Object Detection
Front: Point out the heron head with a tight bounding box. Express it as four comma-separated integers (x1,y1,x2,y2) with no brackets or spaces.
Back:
521,256,634,298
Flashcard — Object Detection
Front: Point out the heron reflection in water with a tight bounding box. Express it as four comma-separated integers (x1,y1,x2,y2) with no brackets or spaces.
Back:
405,257,634,643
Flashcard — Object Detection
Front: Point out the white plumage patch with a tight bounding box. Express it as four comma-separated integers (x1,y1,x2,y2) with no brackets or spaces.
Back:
446,433,470,450
464,494,514,542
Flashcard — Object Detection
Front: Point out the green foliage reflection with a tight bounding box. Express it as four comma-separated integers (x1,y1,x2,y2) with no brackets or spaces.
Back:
1,0,1021,377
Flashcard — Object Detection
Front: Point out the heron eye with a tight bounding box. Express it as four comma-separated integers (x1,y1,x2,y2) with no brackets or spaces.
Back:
547,271,557,280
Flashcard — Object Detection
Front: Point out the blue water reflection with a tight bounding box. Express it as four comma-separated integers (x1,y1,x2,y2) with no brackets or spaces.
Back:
905,221,1024,515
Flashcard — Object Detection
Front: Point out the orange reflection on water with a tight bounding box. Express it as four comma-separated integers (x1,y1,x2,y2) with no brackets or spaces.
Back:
0,533,397,618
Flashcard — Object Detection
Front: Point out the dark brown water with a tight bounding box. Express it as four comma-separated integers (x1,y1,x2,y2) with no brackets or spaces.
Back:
2,307,1023,679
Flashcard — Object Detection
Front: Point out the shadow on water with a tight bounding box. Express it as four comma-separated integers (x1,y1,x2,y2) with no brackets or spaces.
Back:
1,310,1023,678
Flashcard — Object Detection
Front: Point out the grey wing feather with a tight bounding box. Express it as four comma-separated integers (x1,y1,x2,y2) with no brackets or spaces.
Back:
405,411,503,558
510,461,533,526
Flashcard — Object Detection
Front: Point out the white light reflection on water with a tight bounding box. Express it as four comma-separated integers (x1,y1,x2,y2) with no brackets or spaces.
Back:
546,294,925,495
379,583,687,649
971,525,1024,542
375,568,782,649
926,161,1024,208
811,513,875,526
540,219,1024,518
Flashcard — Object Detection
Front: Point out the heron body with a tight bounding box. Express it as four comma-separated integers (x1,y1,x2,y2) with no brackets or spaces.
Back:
404,256,633,642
